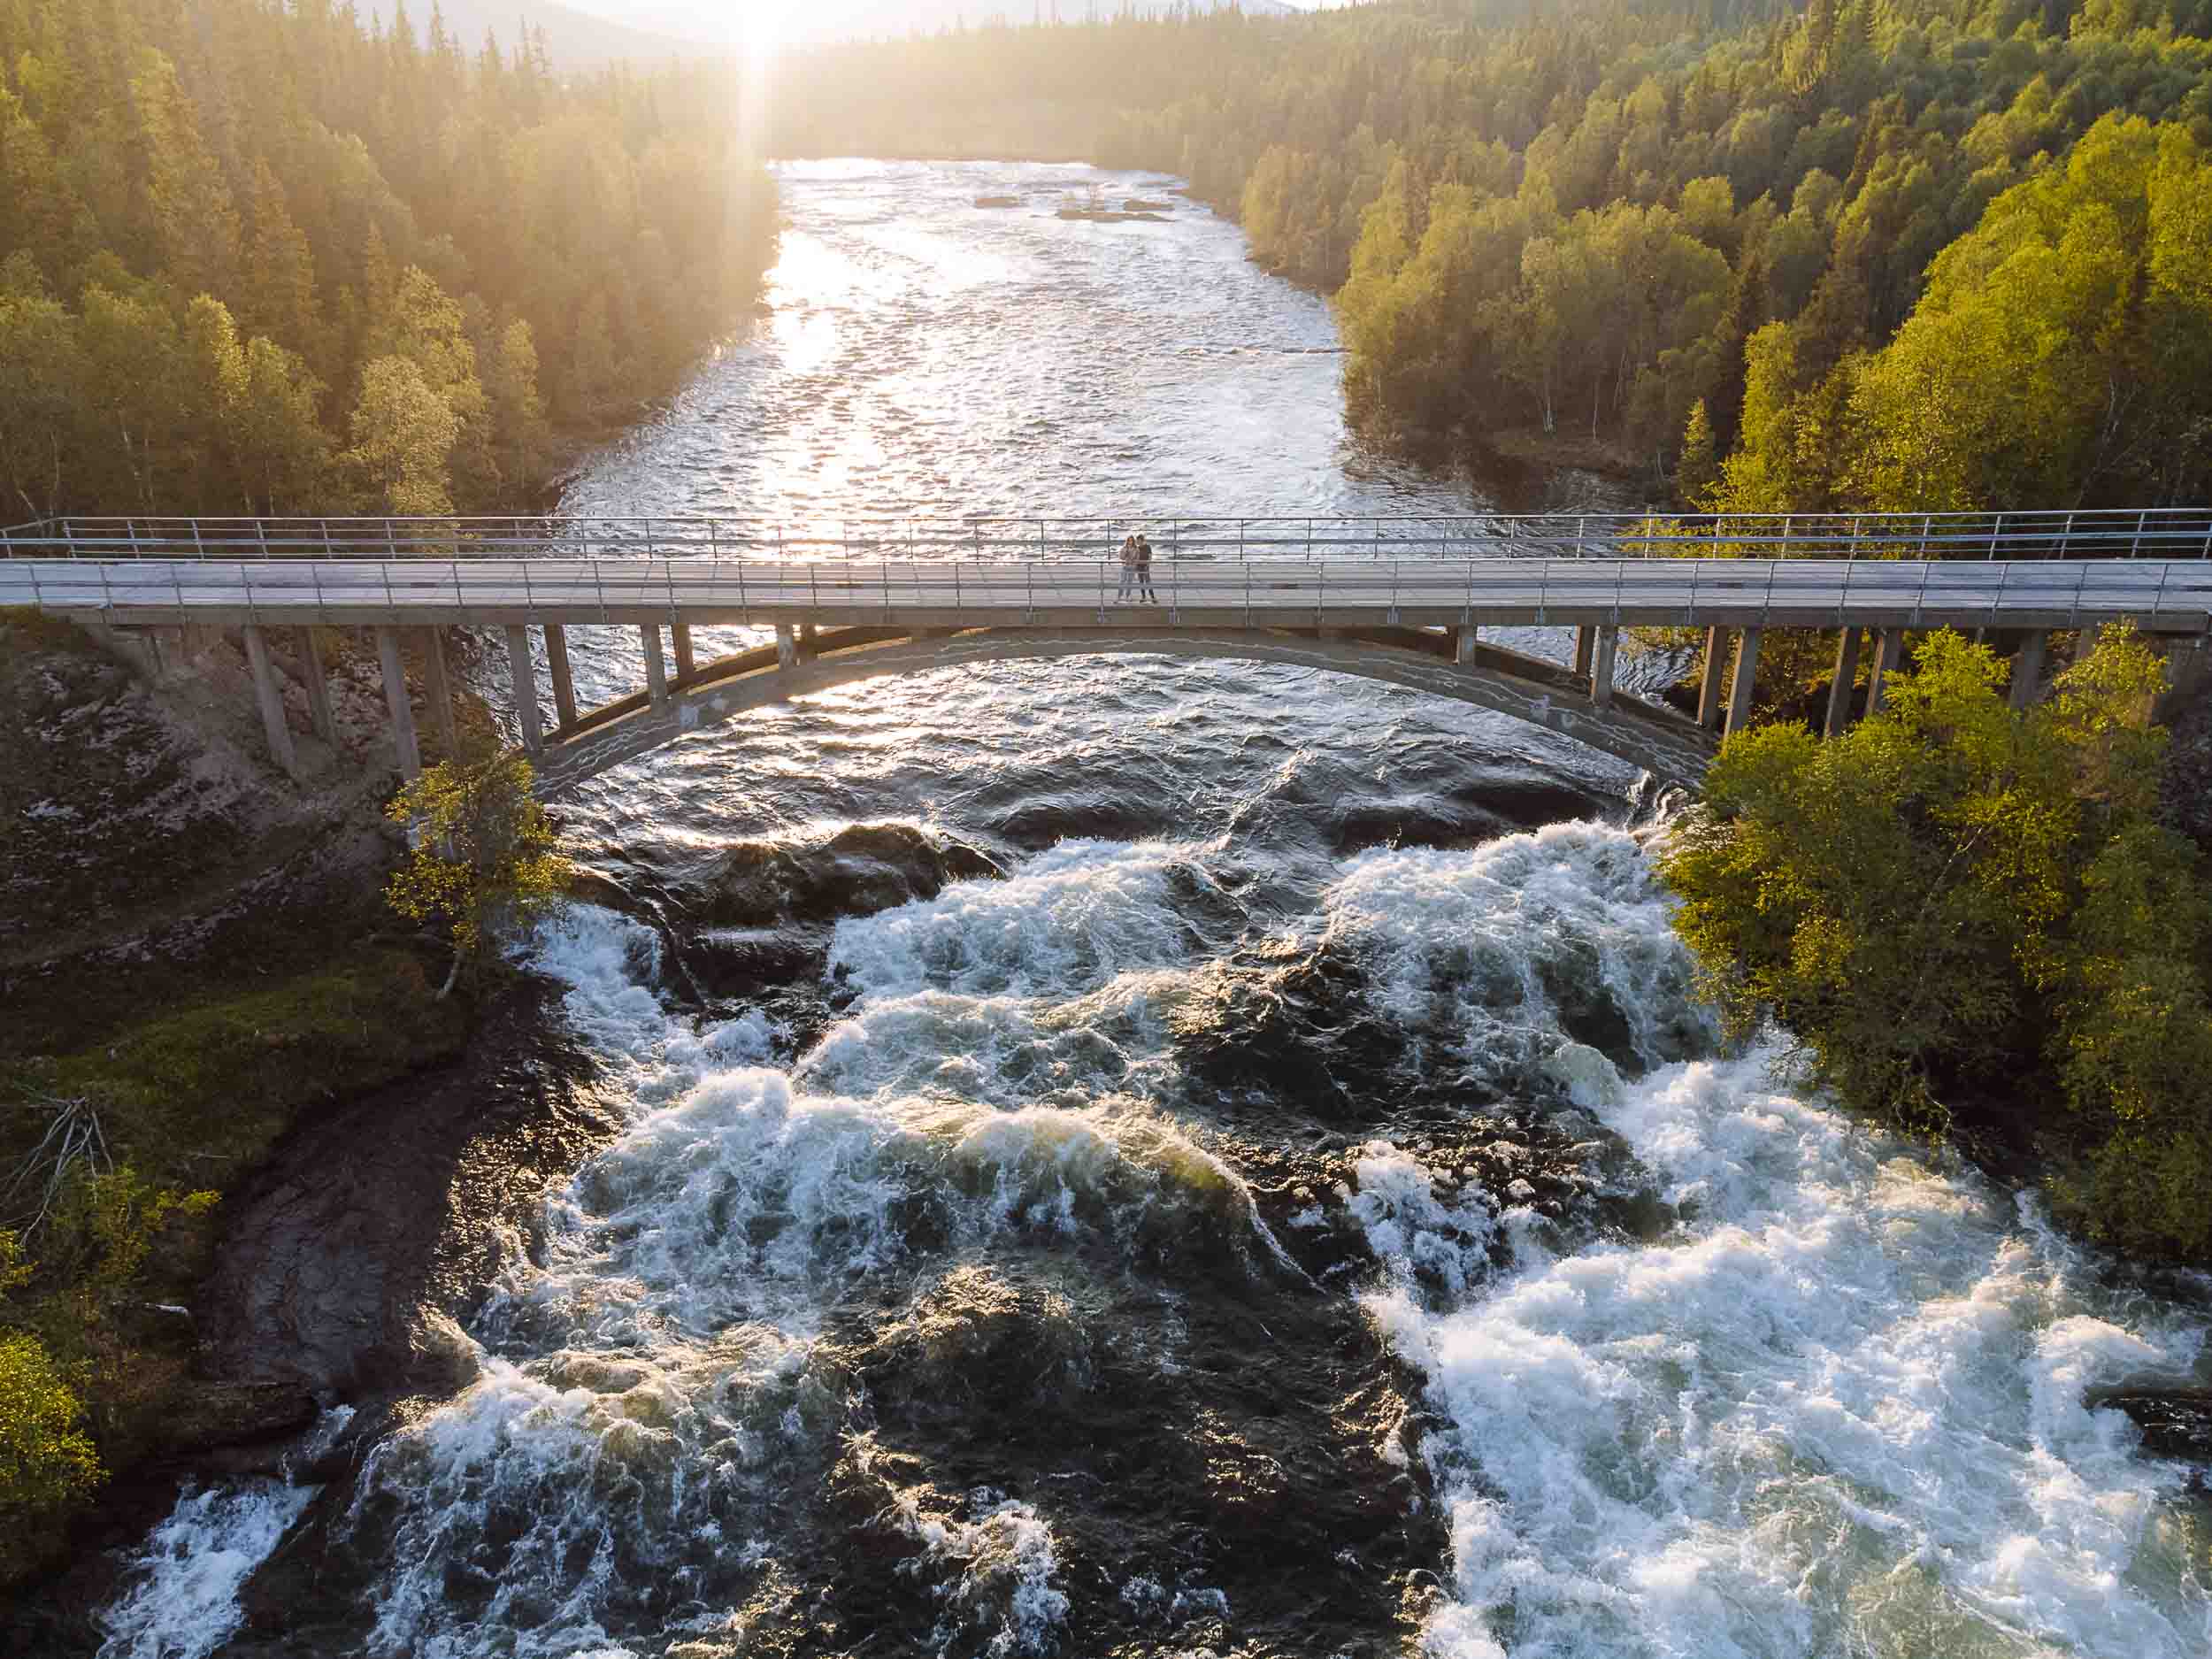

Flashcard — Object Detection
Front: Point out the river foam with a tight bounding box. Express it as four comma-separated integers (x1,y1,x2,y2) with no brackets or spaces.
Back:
1356,1038,2212,1657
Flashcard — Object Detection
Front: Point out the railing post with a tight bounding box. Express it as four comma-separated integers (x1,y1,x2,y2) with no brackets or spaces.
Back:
2131,509,2147,559
1990,511,2003,559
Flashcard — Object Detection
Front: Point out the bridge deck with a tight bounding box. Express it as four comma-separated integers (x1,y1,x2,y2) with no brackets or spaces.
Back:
7,554,2209,632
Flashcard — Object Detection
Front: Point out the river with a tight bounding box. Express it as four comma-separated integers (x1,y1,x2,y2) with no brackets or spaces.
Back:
99,160,2212,1659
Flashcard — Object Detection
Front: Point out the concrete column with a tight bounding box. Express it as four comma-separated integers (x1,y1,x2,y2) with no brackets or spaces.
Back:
1589,625,1619,708
1823,627,1863,739
1455,626,1477,666
1696,626,1730,729
641,623,668,710
2008,630,2048,713
1866,629,1907,715
776,623,798,670
241,624,299,779
545,624,580,731
1572,625,1595,680
505,626,541,755
376,626,420,781
419,626,459,761
1725,627,1762,736
296,626,337,745
672,621,695,683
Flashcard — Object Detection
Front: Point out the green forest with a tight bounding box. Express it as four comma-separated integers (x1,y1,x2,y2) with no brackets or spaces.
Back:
780,0,2212,507
0,0,776,520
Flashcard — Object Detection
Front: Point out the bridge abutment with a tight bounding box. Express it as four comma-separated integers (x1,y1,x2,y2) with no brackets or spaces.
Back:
1867,629,1907,714
241,624,299,780
1697,627,1729,730
1589,626,1619,707
2009,630,2048,710
297,626,337,746
420,626,459,761
1727,628,1763,735
546,625,580,732
506,626,542,755
376,626,421,780
641,623,669,710
1824,627,1863,738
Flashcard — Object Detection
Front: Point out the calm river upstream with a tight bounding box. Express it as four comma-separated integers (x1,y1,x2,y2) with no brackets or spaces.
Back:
103,161,2212,1659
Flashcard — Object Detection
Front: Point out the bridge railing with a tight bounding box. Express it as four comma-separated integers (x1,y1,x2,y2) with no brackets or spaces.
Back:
4,511,2210,562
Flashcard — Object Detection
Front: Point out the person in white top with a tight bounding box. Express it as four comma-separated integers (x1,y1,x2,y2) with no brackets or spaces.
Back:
1117,534,1141,602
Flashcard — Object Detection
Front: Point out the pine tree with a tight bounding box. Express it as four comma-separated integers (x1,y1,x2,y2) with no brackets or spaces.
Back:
131,51,241,298
1678,397,1718,505
241,158,323,364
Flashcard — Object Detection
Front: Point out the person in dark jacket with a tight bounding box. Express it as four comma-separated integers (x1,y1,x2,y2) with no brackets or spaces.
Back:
1135,534,1158,603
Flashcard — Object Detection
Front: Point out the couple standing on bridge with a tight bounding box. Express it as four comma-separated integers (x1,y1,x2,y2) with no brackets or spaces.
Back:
1117,533,1159,603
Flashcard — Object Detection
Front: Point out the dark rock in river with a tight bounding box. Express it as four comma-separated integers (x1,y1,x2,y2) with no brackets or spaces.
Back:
694,822,1002,930
2095,1387,2212,1467
973,193,1021,208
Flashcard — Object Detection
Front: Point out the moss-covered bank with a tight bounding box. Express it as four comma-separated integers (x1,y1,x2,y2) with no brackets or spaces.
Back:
0,613,490,1586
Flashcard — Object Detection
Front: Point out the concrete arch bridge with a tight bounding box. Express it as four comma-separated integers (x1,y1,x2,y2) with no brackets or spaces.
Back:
5,511,2208,796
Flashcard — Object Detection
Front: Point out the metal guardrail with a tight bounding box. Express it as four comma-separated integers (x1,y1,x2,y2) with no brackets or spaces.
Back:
4,510,2211,562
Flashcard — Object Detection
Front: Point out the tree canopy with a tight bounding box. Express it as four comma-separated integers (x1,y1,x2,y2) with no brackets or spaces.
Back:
384,754,569,995
0,0,777,518
1659,626,2212,1258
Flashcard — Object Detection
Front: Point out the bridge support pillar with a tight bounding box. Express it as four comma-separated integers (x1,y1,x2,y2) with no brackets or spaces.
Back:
545,625,579,732
1725,627,1762,736
241,624,299,780
1572,625,1595,680
672,621,695,683
1455,626,1477,665
1866,629,1907,714
1824,627,1863,738
296,626,337,746
1696,626,1730,729
2009,630,2047,712
776,623,798,671
1589,626,1618,707
419,626,459,762
641,623,668,710
505,625,541,756
376,626,420,781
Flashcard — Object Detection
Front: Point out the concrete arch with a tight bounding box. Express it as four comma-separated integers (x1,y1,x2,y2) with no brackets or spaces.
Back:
532,626,1717,797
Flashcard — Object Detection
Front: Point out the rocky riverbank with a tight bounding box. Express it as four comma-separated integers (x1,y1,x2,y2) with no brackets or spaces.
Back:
0,612,512,1597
